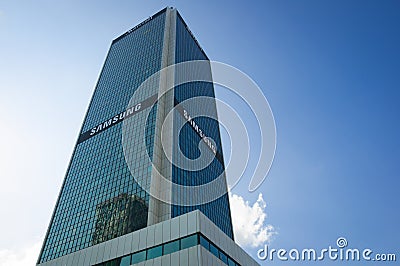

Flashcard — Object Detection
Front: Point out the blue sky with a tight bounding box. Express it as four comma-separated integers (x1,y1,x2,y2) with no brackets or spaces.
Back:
0,1,399,265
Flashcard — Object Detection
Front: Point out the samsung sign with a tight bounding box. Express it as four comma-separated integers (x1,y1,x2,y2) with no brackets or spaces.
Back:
90,102,141,135
182,109,217,155
78,94,158,144
174,100,224,164
77,94,223,164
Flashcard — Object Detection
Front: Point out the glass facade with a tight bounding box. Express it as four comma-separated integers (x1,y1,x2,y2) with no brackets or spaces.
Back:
38,7,234,264
38,10,166,263
171,14,234,239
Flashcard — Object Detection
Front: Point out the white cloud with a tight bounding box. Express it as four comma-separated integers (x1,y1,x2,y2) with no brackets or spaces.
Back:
230,193,276,248
0,241,41,266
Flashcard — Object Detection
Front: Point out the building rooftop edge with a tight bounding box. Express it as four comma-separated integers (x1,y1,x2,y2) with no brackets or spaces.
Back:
111,7,209,60
112,7,169,45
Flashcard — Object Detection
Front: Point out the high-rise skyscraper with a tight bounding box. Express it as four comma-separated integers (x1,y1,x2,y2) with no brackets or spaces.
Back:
37,7,258,266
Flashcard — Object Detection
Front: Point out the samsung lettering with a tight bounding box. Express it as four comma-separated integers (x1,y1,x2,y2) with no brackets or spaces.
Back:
182,109,217,155
90,103,141,136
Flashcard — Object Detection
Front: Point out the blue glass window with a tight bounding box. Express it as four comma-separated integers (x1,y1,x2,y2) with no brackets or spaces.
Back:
119,255,131,266
181,234,198,249
199,235,209,249
219,251,228,264
131,250,146,264
163,239,180,255
209,242,219,258
228,257,236,266
147,245,162,259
